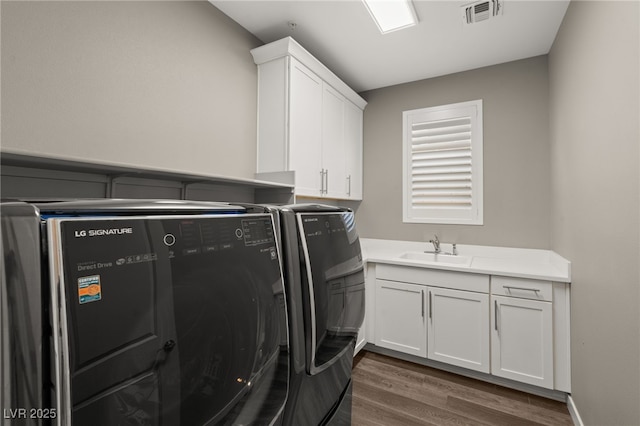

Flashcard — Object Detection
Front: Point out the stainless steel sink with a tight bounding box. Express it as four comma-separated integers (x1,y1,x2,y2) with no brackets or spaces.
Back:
397,251,472,266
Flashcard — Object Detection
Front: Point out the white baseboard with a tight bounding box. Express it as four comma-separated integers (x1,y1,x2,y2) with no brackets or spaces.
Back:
567,395,584,426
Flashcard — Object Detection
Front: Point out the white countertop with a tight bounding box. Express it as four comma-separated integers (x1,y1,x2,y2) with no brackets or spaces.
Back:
360,238,571,283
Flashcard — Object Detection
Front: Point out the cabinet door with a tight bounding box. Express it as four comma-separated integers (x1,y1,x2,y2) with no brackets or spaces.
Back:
256,57,288,173
355,264,368,355
374,279,426,357
428,287,490,373
289,58,323,196
344,101,363,200
321,84,347,199
355,321,366,355
491,295,553,389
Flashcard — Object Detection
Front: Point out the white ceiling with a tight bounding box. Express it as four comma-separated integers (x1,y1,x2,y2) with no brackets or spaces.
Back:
210,0,570,93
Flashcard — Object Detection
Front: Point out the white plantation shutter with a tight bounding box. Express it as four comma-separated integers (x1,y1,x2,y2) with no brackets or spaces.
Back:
403,100,483,224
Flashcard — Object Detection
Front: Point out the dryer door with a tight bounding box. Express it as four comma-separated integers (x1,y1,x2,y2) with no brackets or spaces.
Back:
298,211,365,375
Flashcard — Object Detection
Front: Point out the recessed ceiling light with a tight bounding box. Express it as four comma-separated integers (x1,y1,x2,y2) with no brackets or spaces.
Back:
362,0,419,34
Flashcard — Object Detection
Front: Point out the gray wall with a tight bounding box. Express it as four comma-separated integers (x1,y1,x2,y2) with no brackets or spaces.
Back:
358,56,551,248
4,3,640,424
549,1,640,425
1,1,261,180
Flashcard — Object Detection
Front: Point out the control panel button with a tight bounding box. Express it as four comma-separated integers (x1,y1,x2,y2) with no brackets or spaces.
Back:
163,234,176,246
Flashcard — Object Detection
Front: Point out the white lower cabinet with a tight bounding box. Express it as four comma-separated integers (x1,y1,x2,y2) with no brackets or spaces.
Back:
491,295,554,389
355,266,369,355
355,322,366,355
428,287,490,373
369,264,569,392
374,278,490,373
374,279,427,357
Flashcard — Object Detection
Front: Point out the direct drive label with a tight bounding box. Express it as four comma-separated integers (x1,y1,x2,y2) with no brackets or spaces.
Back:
78,275,102,304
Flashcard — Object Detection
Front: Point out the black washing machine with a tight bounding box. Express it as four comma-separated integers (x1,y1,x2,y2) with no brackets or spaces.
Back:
272,204,365,426
1,199,289,425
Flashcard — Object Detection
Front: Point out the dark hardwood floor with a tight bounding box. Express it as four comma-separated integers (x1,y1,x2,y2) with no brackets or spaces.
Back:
351,351,573,426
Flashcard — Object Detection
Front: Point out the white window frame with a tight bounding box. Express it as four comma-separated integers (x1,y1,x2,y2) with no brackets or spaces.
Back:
402,100,483,225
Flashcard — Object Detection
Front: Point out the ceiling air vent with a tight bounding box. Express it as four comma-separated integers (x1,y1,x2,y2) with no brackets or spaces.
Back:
462,0,503,24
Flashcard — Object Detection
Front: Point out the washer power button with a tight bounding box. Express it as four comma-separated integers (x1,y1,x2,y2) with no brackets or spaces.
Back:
163,234,176,246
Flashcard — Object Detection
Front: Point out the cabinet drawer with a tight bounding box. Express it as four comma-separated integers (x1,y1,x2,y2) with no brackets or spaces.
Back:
491,276,552,301
376,264,489,293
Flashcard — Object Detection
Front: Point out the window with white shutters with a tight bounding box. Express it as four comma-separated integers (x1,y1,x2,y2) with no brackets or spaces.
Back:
402,100,483,224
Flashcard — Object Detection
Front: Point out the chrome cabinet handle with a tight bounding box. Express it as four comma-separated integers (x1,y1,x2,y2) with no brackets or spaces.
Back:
319,169,329,194
504,286,541,294
421,289,424,318
494,300,498,332
347,175,352,196
428,291,432,320
380,285,420,294
325,169,329,194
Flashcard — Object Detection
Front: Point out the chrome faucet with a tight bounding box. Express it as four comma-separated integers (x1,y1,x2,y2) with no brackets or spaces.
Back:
428,235,441,253
426,236,459,256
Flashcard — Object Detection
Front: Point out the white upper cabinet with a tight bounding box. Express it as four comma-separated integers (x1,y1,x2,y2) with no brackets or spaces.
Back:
251,37,367,200
322,84,347,199
289,58,323,195
344,101,363,199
